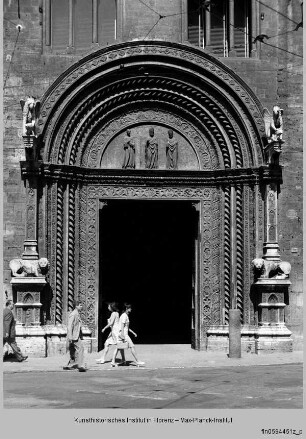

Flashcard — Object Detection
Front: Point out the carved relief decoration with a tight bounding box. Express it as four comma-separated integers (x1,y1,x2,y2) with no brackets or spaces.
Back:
243,185,254,324
67,183,76,312
236,185,244,321
55,183,64,324
42,178,261,338
223,186,231,324
55,88,227,169
73,185,223,336
36,42,268,339
78,186,87,324
49,183,57,324
84,109,218,171
38,42,264,169
38,42,264,146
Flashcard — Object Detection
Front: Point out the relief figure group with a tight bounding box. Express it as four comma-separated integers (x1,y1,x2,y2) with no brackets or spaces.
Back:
122,127,178,170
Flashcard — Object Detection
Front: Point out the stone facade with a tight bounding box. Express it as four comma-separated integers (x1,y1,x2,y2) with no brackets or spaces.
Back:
3,0,303,355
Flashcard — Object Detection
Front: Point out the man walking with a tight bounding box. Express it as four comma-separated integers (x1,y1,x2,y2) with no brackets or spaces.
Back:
63,299,86,372
3,300,28,362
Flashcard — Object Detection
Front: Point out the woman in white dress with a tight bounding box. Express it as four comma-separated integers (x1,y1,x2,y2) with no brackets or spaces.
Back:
96,302,126,365
112,303,145,367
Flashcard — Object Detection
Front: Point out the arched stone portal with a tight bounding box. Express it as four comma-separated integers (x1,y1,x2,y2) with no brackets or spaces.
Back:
18,41,290,353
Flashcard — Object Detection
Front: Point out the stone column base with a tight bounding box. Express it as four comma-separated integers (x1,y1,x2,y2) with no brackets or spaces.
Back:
12,325,93,357
255,326,293,354
15,325,46,357
206,324,293,354
206,325,257,353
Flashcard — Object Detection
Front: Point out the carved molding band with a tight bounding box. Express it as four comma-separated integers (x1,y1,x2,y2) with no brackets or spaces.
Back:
38,42,264,171
223,186,231,324
39,42,265,136
67,184,76,312
43,176,262,339
55,183,64,324
236,185,244,321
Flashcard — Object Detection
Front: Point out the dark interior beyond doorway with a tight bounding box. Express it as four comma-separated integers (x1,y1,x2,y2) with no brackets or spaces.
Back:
98,200,196,349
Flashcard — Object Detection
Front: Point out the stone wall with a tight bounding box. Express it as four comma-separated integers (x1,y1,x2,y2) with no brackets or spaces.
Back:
3,0,303,349
222,0,303,349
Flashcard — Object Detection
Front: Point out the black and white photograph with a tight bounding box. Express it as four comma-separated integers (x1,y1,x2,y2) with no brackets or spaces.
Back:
1,1,304,438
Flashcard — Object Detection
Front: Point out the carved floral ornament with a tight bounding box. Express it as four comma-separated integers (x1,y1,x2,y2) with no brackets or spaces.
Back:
37,42,265,167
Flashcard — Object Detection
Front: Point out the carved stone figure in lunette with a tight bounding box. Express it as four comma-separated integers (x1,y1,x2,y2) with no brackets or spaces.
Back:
9,258,49,277
166,129,178,170
20,96,40,137
122,129,136,169
145,127,158,169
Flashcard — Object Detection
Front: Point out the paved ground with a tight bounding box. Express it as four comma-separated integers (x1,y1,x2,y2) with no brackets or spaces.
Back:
3,363,303,409
3,345,303,409
3,344,303,372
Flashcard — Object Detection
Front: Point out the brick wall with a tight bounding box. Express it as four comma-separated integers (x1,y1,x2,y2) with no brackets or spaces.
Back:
3,1,303,347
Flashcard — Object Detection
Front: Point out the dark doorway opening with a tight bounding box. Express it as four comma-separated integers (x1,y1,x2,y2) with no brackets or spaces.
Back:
98,200,197,350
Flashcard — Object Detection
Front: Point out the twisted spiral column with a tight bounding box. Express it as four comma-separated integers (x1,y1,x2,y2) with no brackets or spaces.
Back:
235,185,244,322
55,183,64,324
223,186,231,323
67,184,76,312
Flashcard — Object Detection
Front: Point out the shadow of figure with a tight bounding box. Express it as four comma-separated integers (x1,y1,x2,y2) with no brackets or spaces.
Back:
40,283,54,325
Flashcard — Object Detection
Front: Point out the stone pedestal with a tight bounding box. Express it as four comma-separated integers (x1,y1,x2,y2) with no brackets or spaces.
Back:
253,278,292,353
11,277,46,357
15,325,47,357
11,277,46,326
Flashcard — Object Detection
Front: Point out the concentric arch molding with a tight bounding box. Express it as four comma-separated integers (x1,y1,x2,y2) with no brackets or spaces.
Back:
82,109,220,170
38,41,265,157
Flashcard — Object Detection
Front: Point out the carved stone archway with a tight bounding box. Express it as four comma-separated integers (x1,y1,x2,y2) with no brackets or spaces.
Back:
19,41,287,352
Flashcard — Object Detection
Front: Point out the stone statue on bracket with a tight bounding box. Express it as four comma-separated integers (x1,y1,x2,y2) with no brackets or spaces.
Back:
252,258,291,280
166,129,178,170
9,258,49,278
20,96,41,137
263,105,284,143
122,129,136,169
145,127,158,169
263,105,284,165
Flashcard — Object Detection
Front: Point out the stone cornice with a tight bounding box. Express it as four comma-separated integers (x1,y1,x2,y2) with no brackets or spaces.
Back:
20,162,282,186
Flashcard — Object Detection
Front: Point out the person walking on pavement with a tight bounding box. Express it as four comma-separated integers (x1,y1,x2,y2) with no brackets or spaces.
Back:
3,300,28,362
63,299,86,372
112,303,145,367
96,302,126,365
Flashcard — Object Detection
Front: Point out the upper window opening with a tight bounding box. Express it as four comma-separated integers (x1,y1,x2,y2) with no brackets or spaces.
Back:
188,0,251,58
50,0,117,52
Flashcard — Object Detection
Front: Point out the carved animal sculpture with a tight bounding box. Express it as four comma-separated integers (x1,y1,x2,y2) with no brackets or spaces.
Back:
252,258,291,279
9,258,49,277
